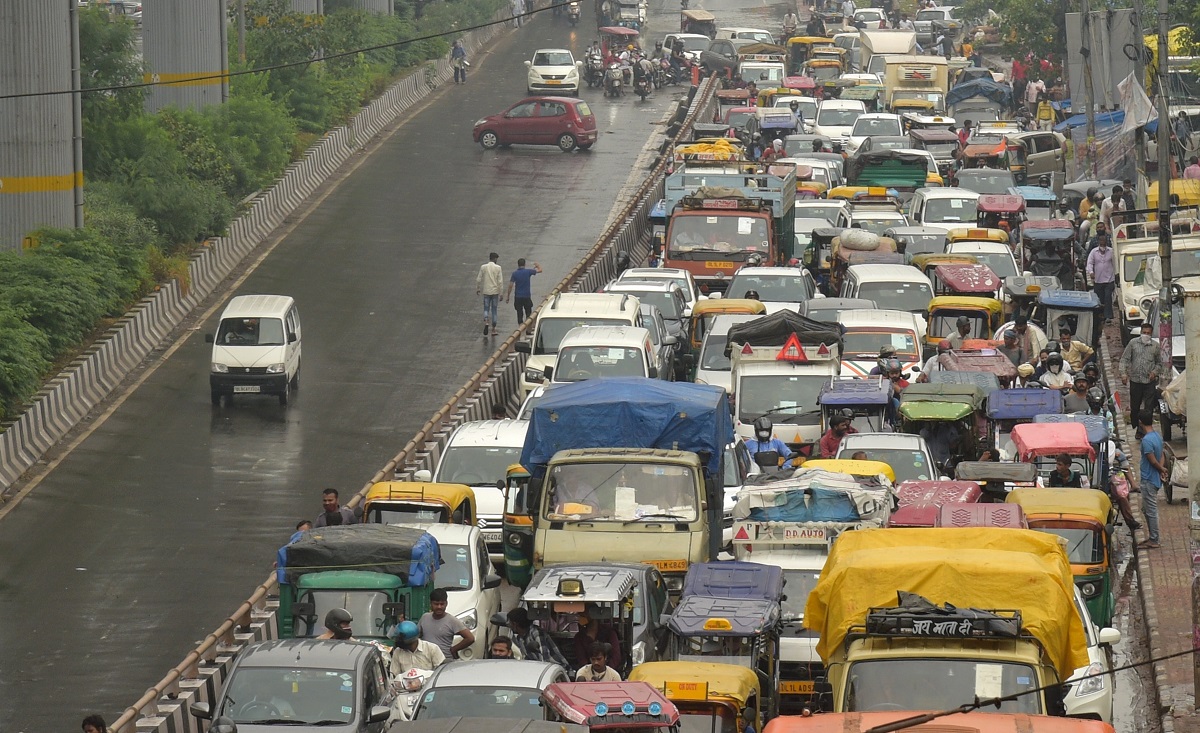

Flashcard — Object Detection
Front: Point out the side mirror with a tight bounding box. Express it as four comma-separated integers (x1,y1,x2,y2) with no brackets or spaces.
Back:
383,601,407,619
491,611,510,627
291,601,315,618
543,366,554,380
368,705,391,724
576,60,584,68
204,334,215,343
660,613,674,626
190,702,213,720
514,341,531,354
484,573,503,589
1098,627,1121,645
496,479,506,490
288,333,297,343
708,292,723,299
413,469,432,482
663,335,678,346
524,60,533,68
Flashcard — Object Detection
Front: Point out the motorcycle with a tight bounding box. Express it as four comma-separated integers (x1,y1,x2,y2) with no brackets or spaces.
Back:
634,73,650,100
567,0,580,24
390,668,434,722
605,64,624,97
586,53,605,88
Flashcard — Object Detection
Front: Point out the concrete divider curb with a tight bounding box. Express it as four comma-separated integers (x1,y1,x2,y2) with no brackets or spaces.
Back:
0,11,511,497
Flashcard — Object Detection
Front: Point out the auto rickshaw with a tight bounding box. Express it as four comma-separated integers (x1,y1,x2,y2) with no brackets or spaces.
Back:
902,113,956,132
897,383,989,469
930,263,1001,298
738,43,787,61
999,274,1059,318
961,138,1027,184
819,377,895,433
757,87,804,108
839,83,884,112
888,479,982,527
907,128,960,177
924,295,1004,350
945,227,1012,248
954,459,1039,502
1019,219,1078,290
787,36,834,74
987,388,1063,461
1008,185,1057,221
801,458,897,483
811,46,847,68
1009,422,1097,488
1006,487,1117,628
680,8,716,36
910,253,978,279
1032,413,1111,487
502,464,535,587
885,226,947,257
716,87,752,111
598,26,641,58
938,351,1016,387
800,59,842,85
666,596,782,719
1038,288,1103,346
689,298,767,356
629,663,762,733
362,481,477,526
795,170,827,199
804,226,845,291
829,234,898,296
975,194,1026,233
543,682,681,732
782,75,817,94
890,98,936,117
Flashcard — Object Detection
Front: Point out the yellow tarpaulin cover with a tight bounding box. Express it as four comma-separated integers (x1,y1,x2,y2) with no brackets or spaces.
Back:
629,661,759,705
804,527,1088,677
1007,488,1112,524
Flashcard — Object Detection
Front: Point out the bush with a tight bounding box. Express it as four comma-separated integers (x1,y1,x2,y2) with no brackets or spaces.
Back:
0,305,52,422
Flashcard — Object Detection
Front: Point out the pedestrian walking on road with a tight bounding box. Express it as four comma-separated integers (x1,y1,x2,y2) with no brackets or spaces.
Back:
506,258,543,323
419,588,476,659
1137,410,1168,549
1119,322,1163,421
477,252,503,336
82,715,109,733
315,488,357,527
451,40,468,84
1085,232,1117,322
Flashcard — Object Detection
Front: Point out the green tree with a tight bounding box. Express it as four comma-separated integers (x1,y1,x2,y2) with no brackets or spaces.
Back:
78,5,146,173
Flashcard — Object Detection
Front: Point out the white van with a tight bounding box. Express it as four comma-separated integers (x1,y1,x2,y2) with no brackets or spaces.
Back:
548,326,660,384
515,292,642,395
206,294,301,406
838,309,926,377
840,263,934,317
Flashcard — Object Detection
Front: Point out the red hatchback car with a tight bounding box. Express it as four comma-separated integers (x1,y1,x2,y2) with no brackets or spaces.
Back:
473,96,598,152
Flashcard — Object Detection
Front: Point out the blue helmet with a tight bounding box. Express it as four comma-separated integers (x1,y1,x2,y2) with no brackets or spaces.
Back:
395,620,420,642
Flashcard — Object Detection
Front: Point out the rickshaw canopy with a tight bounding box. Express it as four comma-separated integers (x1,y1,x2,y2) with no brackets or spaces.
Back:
1006,487,1113,525
986,387,1063,419
946,227,1011,245
716,88,752,104
908,128,959,144
937,351,1017,379
976,194,1026,214
628,662,759,707
543,682,681,728
927,295,1003,317
783,75,817,91
955,460,1038,483
1008,185,1058,204
739,42,787,57
1001,275,1060,300
928,369,1002,393
692,298,767,317
800,459,897,482
682,561,784,601
1038,288,1101,310
911,253,978,274
898,399,974,421
1033,413,1110,444
598,25,641,36
363,481,477,524
522,565,640,614
680,8,716,21
668,595,781,636
1021,219,1076,241
898,383,987,421
1010,422,1096,461
933,263,1001,294
757,87,804,107
818,378,893,406
841,84,885,102
842,250,905,266
892,98,936,112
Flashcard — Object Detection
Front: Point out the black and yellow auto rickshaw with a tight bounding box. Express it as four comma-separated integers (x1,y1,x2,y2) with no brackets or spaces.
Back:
786,36,834,74
680,8,716,36
924,295,1004,350
757,86,805,108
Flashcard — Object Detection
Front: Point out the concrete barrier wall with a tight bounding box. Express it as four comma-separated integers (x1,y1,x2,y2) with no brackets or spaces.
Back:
109,75,717,733
0,13,510,494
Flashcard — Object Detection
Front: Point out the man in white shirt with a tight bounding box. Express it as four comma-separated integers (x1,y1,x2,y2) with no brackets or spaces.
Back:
1099,186,1125,229
1025,78,1045,114
841,0,856,24
476,251,504,336
390,621,446,677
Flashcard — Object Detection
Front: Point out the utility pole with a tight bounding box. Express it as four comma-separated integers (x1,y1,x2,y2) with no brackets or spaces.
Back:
237,0,246,64
1130,0,1148,206
1080,0,1097,178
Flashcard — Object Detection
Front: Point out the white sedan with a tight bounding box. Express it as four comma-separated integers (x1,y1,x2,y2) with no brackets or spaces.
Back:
525,48,582,95
846,112,903,153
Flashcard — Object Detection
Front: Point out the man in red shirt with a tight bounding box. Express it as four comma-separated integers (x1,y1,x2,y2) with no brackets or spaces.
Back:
819,413,857,458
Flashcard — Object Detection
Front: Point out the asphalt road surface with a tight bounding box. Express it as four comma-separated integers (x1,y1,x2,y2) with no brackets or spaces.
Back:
0,0,796,728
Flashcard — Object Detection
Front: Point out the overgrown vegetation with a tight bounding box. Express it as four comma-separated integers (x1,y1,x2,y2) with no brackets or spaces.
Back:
0,0,503,421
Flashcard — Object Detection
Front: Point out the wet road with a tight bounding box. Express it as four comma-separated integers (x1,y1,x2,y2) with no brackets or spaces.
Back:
0,6,686,731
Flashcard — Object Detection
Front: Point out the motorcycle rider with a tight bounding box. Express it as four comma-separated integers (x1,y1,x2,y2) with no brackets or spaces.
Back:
315,608,355,640
782,10,799,40
390,620,446,676
746,416,795,468
633,53,654,95
789,99,805,131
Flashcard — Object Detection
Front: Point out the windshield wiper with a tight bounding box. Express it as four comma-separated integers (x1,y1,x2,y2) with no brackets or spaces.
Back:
308,720,351,726
625,512,687,524
761,405,807,417
775,409,822,424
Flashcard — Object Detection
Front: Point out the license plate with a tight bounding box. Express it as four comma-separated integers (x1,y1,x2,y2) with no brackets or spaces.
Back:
650,559,689,572
233,385,260,393
779,681,815,694
705,261,736,269
545,80,562,85
482,532,502,545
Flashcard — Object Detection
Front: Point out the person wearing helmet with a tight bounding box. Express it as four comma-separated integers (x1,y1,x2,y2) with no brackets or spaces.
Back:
316,608,355,641
868,345,898,376
789,99,805,129
1063,373,1091,413
743,289,761,301
1082,362,1101,388
916,339,952,383
947,315,973,349
747,416,795,468
389,619,446,677
1079,186,1099,220
885,358,909,391
819,413,857,459
1039,353,1072,392
1056,197,1077,225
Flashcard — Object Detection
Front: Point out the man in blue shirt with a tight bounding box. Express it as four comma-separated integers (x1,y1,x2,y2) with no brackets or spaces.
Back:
505,258,543,323
1137,410,1168,549
746,417,794,469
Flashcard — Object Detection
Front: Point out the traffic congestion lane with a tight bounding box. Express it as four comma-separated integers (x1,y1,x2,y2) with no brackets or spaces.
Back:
0,6,688,730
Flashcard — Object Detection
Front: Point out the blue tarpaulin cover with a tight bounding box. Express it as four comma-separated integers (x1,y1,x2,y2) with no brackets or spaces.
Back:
744,486,866,523
668,595,780,636
987,388,1063,419
1039,289,1101,309
520,378,733,476
682,561,784,601
946,79,1012,108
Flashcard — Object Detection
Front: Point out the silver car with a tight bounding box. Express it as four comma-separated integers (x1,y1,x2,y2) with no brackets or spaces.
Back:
412,660,569,720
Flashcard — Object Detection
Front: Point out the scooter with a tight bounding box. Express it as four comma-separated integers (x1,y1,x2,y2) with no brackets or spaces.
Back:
634,73,650,100
586,53,605,87
605,64,624,97
390,668,435,722
567,1,580,24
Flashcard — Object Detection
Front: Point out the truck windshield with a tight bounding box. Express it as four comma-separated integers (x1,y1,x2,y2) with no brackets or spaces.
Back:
780,568,821,621
669,215,771,258
302,590,390,639
740,66,784,84
738,374,827,423
415,686,543,720
544,461,699,522
534,317,632,355
437,446,522,486
555,346,647,381
846,658,1041,714
726,273,810,303
215,317,285,346
854,281,933,313
220,667,355,725
841,328,919,358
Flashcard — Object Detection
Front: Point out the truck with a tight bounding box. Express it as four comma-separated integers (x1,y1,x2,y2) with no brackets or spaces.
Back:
883,55,949,113
725,310,843,448
805,527,1090,716
731,466,896,712
276,524,441,644
662,160,797,293
858,29,917,78
518,377,733,593
946,78,1013,128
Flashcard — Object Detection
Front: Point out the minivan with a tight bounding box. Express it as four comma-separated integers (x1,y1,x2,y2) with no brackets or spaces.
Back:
206,294,301,406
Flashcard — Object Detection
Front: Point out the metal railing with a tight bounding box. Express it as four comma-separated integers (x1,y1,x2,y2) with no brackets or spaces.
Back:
110,76,718,733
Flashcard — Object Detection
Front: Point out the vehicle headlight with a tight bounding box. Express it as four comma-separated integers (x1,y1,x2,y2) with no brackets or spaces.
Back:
1079,581,1098,598
1073,662,1106,697
265,363,286,374
456,608,478,630
632,641,646,666
211,363,228,373
1140,298,1156,315
475,118,488,127
524,367,546,383
507,531,524,546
